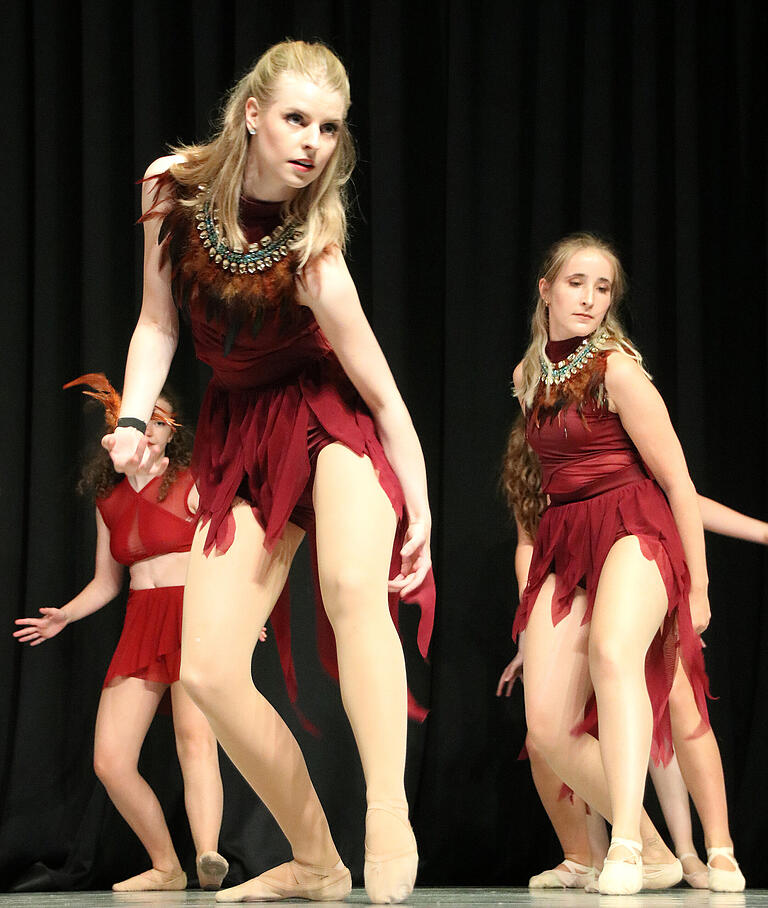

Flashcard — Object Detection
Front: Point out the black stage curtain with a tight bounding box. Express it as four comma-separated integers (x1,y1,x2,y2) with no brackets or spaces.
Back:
2,0,766,892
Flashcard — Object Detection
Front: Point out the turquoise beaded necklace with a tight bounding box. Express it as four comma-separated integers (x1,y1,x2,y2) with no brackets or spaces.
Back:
539,330,608,387
194,198,297,275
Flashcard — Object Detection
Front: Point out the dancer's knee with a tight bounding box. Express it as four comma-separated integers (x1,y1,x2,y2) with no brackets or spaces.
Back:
525,700,568,756
179,656,234,711
93,740,136,786
321,566,384,630
589,632,643,687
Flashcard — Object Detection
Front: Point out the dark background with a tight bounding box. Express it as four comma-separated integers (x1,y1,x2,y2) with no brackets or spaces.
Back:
2,0,766,892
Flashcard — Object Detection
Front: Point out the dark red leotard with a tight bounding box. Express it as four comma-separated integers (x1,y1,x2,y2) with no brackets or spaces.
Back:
96,470,196,687
513,338,709,765
175,196,434,718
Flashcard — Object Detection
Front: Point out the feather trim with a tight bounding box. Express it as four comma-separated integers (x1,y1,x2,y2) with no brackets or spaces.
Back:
530,351,609,427
140,171,300,346
63,373,122,430
63,372,180,431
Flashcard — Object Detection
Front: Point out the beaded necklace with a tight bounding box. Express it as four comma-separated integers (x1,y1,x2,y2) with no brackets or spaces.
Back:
194,197,297,275
539,330,608,387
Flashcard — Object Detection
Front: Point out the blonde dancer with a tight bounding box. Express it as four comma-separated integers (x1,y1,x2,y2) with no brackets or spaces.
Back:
103,40,433,904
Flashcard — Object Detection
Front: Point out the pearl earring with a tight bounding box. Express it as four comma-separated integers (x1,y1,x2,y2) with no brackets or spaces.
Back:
247,125,256,135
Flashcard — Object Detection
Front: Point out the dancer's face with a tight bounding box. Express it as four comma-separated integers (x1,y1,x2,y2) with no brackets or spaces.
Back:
144,397,174,455
540,248,615,341
244,73,345,201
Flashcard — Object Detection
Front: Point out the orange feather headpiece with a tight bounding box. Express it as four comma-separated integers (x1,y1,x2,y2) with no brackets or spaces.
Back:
63,373,180,431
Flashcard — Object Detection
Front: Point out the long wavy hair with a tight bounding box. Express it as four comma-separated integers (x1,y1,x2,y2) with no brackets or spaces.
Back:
168,40,355,267
515,232,649,409
78,385,193,502
500,412,546,538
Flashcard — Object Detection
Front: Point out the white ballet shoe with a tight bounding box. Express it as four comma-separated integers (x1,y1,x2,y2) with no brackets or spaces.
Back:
215,859,351,902
642,856,682,889
364,801,418,904
707,846,746,892
197,851,229,890
598,837,643,895
678,851,709,889
112,866,187,891
528,859,595,889
584,873,600,894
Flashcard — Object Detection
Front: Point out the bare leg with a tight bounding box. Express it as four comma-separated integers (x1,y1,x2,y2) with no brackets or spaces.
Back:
523,572,675,864
93,677,186,891
589,535,669,849
528,737,592,864
526,737,595,888
669,660,743,887
180,504,349,902
585,811,610,870
313,444,415,903
648,751,707,885
170,680,227,889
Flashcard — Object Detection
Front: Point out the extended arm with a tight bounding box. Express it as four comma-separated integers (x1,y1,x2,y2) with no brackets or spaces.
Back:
605,353,709,632
298,248,430,595
14,510,124,645
103,157,181,474
699,495,768,545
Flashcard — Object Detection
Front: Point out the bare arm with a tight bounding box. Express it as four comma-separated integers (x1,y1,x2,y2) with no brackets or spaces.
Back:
699,495,768,545
14,510,124,645
497,366,532,695
514,520,535,599
496,519,533,697
605,353,709,631
103,156,181,474
298,248,430,594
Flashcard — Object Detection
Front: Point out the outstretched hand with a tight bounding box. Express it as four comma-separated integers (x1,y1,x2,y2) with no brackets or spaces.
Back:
496,650,524,697
102,428,168,477
13,608,68,646
388,520,431,599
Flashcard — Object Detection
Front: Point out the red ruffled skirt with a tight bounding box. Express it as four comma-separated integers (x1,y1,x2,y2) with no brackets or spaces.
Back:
103,586,183,688
512,476,710,766
191,358,434,721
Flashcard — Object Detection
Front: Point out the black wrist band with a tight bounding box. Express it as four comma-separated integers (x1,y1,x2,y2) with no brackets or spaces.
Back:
116,417,147,433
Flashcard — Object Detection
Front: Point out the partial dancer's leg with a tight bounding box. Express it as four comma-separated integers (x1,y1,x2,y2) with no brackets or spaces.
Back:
523,565,676,895
93,677,186,891
180,503,350,903
170,680,227,890
585,811,610,871
648,752,707,887
589,535,678,892
669,661,745,891
313,443,415,904
526,738,596,888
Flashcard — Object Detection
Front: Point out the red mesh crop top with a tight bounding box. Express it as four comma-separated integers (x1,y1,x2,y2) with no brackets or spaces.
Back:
96,469,197,566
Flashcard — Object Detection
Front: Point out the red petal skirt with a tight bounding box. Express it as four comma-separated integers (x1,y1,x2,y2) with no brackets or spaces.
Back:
103,586,183,688
512,477,710,766
191,359,435,722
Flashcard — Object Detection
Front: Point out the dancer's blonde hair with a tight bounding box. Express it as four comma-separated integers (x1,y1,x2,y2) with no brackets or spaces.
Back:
515,233,649,409
169,40,355,266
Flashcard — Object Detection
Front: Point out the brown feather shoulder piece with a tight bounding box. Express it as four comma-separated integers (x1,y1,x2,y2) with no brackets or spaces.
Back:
140,171,301,353
530,351,610,427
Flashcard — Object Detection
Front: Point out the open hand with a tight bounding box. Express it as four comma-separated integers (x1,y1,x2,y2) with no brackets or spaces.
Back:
13,607,68,646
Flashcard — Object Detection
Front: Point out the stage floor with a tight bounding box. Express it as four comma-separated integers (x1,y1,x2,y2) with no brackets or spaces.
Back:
0,889,765,907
